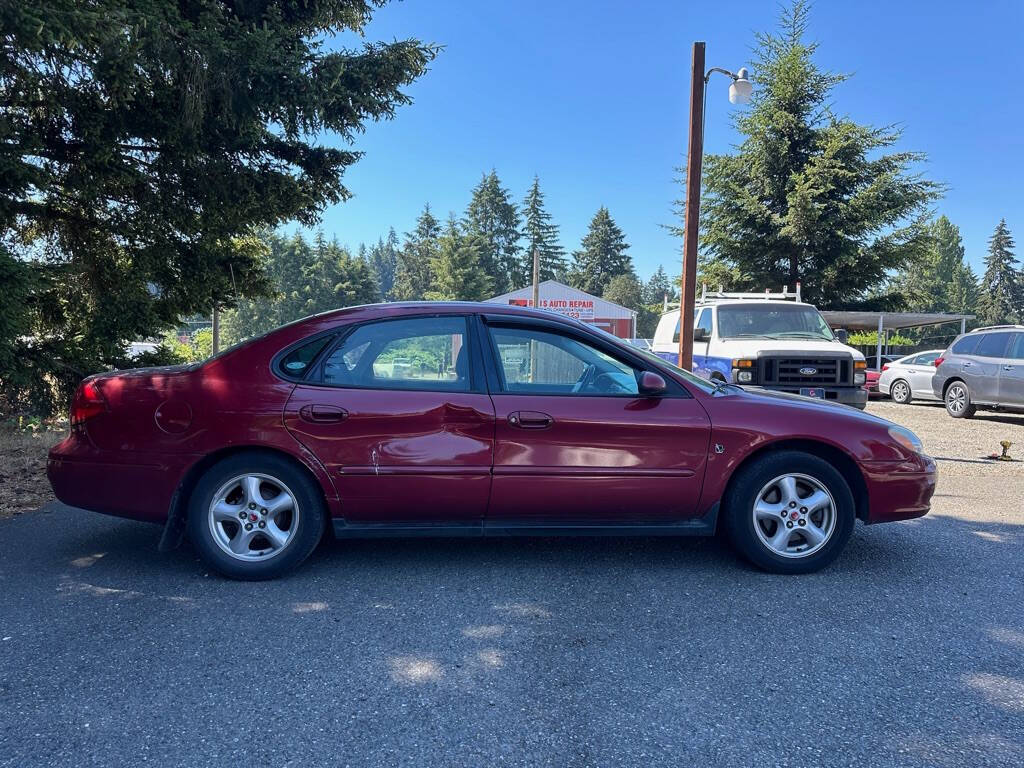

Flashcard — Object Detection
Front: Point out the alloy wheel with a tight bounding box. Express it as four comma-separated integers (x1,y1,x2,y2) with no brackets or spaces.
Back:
752,473,837,559
208,474,300,561
947,384,967,415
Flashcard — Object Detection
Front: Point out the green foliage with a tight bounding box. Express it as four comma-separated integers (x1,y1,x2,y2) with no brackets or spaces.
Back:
569,207,633,296
848,330,914,346
977,220,1023,325
603,274,644,310
464,171,522,293
520,176,567,282
221,232,380,345
1,0,436,416
677,1,941,308
366,229,400,300
393,205,440,301
642,265,677,305
426,217,493,301
893,216,979,314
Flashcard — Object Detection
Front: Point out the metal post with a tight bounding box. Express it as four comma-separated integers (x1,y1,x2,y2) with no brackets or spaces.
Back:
876,315,883,370
530,248,539,383
212,305,220,356
961,317,966,335
678,41,706,370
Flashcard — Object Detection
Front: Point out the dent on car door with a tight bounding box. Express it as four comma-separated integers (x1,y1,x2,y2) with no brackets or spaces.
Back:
283,315,495,523
481,319,712,523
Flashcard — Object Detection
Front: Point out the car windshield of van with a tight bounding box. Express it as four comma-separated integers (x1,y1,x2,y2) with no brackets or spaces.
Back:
717,304,836,341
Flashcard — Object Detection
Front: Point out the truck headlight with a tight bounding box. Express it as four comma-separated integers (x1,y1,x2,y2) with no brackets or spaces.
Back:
737,370,753,383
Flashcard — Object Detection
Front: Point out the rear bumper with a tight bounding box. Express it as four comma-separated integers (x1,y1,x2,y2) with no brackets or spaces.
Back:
745,385,868,409
861,455,938,524
47,433,195,524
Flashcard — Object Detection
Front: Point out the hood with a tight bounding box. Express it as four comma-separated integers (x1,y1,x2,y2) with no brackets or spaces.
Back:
725,385,893,425
715,338,864,359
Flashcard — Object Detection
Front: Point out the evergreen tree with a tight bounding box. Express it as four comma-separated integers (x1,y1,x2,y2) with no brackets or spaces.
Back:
427,217,493,301
1,0,436,415
642,265,677,305
465,171,521,293
895,216,969,312
569,207,633,296
393,204,440,301
948,262,981,317
603,274,644,310
367,228,400,300
977,220,1022,325
520,176,567,282
678,1,940,308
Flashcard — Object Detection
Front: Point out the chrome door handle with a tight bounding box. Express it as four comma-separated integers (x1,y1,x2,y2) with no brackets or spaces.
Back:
962,362,973,367
1005,365,1015,371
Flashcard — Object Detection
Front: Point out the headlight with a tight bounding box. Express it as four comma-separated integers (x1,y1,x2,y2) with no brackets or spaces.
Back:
888,425,924,454
737,370,753,383
854,372,866,385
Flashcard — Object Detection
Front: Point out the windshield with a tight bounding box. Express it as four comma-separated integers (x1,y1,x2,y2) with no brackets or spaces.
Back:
717,304,835,341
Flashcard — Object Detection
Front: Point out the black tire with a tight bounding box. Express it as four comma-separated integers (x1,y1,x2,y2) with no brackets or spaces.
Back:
723,450,856,575
944,380,976,419
890,379,912,404
186,452,326,580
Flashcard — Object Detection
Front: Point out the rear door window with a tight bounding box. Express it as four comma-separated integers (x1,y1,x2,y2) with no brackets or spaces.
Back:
951,335,981,355
974,332,1012,358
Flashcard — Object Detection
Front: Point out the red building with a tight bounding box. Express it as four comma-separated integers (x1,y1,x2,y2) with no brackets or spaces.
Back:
486,280,637,339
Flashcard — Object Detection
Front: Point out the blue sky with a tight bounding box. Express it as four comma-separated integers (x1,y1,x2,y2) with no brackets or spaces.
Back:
309,0,1023,282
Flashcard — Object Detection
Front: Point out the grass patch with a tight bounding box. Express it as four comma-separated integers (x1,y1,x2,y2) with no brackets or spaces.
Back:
0,426,65,518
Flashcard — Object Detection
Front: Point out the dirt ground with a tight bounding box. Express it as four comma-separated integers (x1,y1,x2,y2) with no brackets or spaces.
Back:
0,428,64,518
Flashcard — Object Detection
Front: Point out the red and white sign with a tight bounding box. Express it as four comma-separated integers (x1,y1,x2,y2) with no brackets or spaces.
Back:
508,297,595,321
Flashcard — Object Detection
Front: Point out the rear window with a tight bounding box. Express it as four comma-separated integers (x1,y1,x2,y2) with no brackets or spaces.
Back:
975,332,1012,358
951,335,981,355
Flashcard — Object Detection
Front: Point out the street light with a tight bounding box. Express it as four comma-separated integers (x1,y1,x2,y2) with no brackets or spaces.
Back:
678,44,752,369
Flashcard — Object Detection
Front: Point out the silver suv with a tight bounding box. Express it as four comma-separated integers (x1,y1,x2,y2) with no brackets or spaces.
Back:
932,326,1024,418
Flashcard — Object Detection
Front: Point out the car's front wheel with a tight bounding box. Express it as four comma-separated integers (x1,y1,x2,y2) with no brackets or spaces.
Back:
944,381,976,419
723,451,855,574
187,452,326,580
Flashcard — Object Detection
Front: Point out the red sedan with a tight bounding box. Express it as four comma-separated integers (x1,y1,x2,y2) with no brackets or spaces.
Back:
48,303,937,579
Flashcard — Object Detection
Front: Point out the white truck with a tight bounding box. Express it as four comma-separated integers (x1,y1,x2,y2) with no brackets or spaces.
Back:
652,288,868,409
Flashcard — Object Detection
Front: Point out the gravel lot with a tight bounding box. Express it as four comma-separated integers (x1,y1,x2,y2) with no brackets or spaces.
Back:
1,403,1021,767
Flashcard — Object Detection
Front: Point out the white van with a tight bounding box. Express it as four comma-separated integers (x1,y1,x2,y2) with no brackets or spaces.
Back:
652,291,867,409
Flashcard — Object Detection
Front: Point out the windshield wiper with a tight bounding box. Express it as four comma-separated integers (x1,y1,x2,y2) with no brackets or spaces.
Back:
724,333,784,340
775,332,831,339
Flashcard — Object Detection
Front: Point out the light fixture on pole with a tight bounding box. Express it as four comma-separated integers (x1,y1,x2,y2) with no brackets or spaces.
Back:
678,45,752,369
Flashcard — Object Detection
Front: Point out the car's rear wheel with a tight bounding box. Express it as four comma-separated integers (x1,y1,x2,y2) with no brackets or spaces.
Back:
890,379,912,404
187,452,326,580
723,451,855,574
944,381,976,419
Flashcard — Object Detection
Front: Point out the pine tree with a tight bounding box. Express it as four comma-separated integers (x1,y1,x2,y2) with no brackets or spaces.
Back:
520,176,567,282
393,204,440,301
680,0,940,307
948,262,980,317
465,171,521,294
367,228,400,300
977,219,1022,325
896,216,969,312
427,216,493,301
642,265,676,305
569,207,633,296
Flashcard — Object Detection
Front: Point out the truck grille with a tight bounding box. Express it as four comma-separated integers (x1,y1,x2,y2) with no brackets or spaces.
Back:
761,357,850,386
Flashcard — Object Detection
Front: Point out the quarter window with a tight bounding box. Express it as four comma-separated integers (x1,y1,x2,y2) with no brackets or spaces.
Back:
319,316,472,391
951,335,981,355
489,327,640,396
278,335,333,378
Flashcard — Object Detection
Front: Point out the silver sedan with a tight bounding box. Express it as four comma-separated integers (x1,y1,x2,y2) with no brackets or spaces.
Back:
878,350,944,404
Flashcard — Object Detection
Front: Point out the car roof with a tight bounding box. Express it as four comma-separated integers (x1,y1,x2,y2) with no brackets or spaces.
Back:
302,300,598,332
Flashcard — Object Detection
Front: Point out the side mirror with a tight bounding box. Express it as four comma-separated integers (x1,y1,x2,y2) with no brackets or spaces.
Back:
835,328,848,344
693,327,709,342
638,371,667,395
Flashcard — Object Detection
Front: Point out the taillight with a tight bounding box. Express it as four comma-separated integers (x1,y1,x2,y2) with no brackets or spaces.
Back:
70,379,107,427
933,357,945,368
881,364,890,372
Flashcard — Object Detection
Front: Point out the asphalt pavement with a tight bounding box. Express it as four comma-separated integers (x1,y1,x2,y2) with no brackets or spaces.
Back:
2,492,1022,767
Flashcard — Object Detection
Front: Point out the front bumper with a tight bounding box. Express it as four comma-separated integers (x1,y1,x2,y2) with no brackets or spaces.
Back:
861,455,938,524
744,385,869,409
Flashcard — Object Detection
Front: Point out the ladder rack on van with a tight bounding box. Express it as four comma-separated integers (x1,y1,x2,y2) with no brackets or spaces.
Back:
662,283,802,311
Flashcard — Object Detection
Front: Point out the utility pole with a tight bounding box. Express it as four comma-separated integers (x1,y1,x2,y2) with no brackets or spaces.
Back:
679,41,706,370
530,247,540,382
212,304,220,355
